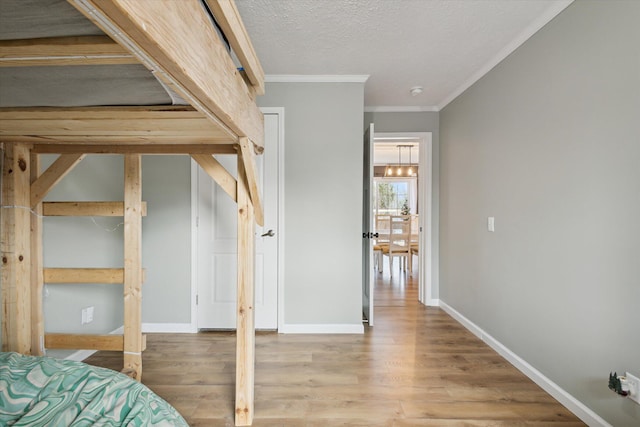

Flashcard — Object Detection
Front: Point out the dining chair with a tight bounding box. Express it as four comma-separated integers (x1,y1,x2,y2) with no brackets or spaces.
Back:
381,216,411,276
373,214,390,273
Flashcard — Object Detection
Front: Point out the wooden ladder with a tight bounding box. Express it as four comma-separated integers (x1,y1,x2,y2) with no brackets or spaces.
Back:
38,155,147,380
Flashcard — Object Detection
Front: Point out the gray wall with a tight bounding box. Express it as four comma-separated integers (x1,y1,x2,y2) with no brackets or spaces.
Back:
439,1,639,426
259,82,365,326
42,155,191,356
364,111,440,298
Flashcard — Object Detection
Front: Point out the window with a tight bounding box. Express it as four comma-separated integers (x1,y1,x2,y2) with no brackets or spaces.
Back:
373,178,416,216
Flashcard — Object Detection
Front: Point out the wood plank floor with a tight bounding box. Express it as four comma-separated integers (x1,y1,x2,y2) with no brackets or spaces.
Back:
84,266,585,426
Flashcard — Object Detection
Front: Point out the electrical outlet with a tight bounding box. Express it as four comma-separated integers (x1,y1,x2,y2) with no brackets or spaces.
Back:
81,306,95,325
626,372,640,404
86,306,94,323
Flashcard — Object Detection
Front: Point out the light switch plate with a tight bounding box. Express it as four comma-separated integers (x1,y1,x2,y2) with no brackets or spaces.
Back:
488,217,495,232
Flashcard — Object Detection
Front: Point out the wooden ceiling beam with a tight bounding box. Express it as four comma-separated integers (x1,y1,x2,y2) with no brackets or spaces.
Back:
31,144,238,155
0,106,238,146
0,36,137,67
69,0,264,149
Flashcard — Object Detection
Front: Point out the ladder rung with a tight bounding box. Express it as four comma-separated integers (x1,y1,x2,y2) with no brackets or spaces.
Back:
44,333,147,351
42,201,147,217
43,268,146,284
45,333,124,351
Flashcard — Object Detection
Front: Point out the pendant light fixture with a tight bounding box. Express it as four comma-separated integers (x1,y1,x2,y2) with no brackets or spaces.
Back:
384,145,418,178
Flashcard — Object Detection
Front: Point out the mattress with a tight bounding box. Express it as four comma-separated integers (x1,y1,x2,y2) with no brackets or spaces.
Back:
0,352,188,426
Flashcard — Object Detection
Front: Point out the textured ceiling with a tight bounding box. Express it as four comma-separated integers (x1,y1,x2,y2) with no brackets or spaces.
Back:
236,0,573,110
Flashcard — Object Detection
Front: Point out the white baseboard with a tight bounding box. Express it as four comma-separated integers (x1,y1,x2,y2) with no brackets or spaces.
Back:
279,323,364,334
64,349,97,362
439,300,612,427
142,323,195,333
426,298,440,307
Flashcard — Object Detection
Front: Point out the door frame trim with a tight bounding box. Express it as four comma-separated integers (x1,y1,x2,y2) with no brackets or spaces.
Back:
373,132,437,306
190,158,199,332
190,107,286,332
262,107,286,331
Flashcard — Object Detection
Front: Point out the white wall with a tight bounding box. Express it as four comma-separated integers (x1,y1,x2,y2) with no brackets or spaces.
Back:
440,1,640,425
259,82,365,329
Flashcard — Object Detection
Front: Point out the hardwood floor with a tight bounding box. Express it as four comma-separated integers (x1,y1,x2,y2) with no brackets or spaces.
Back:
84,267,585,426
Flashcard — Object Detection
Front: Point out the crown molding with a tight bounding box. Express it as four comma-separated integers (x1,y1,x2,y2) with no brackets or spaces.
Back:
364,106,440,113
265,74,370,83
437,0,574,110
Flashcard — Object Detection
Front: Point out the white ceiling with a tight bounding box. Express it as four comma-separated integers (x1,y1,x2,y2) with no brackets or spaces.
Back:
236,0,573,110
374,141,419,165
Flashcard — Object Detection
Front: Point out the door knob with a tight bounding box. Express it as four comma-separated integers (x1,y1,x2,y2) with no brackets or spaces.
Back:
261,229,275,237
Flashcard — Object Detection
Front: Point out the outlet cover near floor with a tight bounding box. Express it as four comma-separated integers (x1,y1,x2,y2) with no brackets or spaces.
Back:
626,372,640,404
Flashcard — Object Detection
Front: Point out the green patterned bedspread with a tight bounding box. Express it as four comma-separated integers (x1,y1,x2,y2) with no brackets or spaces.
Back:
0,352,188,426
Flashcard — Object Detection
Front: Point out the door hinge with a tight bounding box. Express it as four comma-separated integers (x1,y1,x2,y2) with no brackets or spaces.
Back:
196,216,199,227
196,295,199,305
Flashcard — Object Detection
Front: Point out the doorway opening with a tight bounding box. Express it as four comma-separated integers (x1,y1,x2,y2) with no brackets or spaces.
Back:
363,130,434,326
373,141,419,276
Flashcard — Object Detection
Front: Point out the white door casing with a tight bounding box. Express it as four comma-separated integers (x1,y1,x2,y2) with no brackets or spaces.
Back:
372,132,435,306
196,112,281,329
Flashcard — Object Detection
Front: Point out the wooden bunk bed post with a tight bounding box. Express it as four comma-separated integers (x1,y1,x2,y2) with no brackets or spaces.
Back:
238,137,264,227
1,143,32,354
123,154,143,380
235,153,256,426
2,0,264,421
30,153,45,355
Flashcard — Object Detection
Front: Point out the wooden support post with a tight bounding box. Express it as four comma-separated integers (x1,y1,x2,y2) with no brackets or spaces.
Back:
31,154,85,206
235,155,255,426
1,143,32,354
30,153,44,355
191,154,237,202
238,137,264,226
123,154,143,380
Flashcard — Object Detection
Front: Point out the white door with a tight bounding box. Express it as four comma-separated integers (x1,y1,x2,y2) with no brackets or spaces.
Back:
362,123,374,325
197,112,280,329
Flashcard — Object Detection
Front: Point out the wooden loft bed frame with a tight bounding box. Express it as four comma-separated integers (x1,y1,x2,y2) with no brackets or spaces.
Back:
0,1,264,425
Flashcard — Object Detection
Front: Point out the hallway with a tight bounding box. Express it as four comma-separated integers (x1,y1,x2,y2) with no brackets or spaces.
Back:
84,269,585,426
